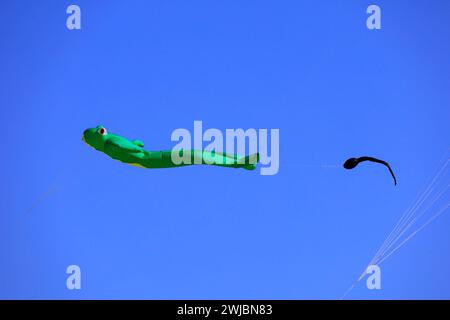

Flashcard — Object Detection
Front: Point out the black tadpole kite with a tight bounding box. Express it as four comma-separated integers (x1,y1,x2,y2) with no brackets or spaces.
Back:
343,156,397,185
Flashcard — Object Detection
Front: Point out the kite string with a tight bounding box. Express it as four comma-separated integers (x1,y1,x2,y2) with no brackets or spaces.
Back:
370,158,449,264
341,151,450,299
373,184,450,265
385,159,449,247
377,201,450,266
343,197,450,300
374,161,450,263
391,156,449,235
370,185,432,265
282,163,341,168
373,183,448,264
370,169,440,260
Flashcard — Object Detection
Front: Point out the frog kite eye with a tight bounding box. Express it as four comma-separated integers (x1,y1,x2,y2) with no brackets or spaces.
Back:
83,125,260,171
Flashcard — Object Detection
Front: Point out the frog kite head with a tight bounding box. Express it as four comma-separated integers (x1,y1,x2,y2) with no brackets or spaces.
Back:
82,125,109,151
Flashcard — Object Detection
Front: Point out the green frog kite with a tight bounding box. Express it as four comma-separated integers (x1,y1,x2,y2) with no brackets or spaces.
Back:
82,125,259,170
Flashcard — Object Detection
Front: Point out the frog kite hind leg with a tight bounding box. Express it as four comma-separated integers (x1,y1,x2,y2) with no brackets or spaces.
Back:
82,125,260,170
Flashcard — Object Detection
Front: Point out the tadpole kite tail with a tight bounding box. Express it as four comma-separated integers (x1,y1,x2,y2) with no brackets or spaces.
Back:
82,125,260,170
343,156,397,185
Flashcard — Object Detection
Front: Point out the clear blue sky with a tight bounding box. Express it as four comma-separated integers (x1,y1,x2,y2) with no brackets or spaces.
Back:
1,1,449,299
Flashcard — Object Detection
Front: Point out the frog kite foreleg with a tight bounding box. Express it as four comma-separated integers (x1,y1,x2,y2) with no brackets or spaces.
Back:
82,125,259,170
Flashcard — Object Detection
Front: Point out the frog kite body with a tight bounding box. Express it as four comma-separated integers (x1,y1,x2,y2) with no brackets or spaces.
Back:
82,125,259,170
